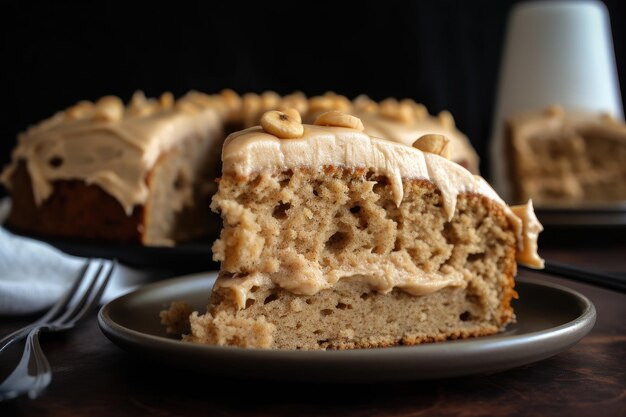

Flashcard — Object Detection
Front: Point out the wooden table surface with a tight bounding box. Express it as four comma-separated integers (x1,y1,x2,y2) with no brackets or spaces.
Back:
1,245,625,417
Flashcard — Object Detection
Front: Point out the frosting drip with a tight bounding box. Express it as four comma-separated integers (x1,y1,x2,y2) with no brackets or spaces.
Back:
510,200,544,268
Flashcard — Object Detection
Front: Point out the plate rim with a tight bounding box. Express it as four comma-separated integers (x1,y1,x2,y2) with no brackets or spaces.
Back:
534,201,626,212
98,272,596,366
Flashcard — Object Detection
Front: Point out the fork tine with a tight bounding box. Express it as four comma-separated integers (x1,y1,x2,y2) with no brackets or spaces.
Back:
39,259,92,323
0,259,92,354
67,260,116,325
0,259,116,401
53,261,105,325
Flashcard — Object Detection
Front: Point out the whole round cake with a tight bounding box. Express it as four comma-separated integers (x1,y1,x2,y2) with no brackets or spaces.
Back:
1,90,481,245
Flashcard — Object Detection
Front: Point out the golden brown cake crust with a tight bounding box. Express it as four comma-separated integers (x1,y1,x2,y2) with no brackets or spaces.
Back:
6,126,220,245
7,161,144,243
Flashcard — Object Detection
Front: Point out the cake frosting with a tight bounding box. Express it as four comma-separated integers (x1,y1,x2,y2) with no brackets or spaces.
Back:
510,200,544,268
355,110,480,173
1,92,221,215
302,94,480,173
223,125,489,219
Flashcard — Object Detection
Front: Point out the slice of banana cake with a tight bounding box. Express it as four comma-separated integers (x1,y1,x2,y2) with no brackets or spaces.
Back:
166,109,543,350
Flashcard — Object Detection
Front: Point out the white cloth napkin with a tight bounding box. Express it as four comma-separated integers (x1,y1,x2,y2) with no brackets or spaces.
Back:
0,199,153,315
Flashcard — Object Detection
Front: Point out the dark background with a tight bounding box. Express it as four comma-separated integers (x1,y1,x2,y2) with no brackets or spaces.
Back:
2,0,625,197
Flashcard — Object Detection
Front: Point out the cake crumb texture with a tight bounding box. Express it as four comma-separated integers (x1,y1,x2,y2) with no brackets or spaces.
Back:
194,167,517,350
159,301,194,335
186,311,275,348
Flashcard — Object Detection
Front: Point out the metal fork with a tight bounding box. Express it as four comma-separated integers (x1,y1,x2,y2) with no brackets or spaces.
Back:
0,259,116,401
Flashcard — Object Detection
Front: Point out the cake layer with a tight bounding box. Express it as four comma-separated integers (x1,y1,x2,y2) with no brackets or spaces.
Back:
211,166,519,307
186,277,513,350
191,173,517,349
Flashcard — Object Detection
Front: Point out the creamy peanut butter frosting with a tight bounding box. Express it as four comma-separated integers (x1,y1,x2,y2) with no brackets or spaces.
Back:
222,124,523,236
216,113,543,308
217,266,468,311
510,200,544,268
233,91,480,173
1,92,222,215
354,110,480,173
302,94,480,173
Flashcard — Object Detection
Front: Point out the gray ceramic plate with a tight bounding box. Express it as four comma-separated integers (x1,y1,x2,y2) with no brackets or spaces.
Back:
98,272,596,382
